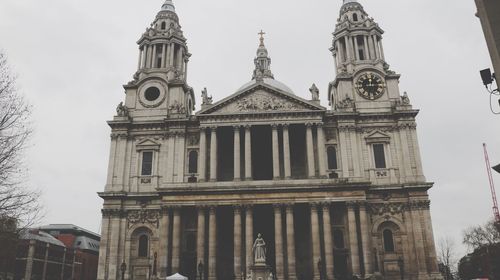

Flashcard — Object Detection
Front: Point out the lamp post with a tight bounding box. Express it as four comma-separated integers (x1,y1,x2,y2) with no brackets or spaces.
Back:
317,258,324,280
120,261,127,280
397,257,404,280
197,261,204,280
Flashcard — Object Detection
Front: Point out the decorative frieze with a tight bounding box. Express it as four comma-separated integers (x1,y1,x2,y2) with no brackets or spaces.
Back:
127,208,160,228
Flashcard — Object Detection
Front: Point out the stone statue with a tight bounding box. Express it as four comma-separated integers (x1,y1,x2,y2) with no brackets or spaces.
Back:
201,87,213,105
252,233,266,264
267,272,274,280
401,91,410,105
116,102,128,117
309,83,320,101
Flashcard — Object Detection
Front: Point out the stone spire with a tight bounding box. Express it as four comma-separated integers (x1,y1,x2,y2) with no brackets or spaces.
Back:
252,30,274,81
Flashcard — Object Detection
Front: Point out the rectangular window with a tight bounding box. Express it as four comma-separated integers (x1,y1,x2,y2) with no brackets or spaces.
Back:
141,151,153,176
327,146,338,170
373,144,386,169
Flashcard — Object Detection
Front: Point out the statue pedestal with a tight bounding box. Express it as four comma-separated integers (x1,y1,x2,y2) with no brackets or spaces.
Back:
249,262,272,280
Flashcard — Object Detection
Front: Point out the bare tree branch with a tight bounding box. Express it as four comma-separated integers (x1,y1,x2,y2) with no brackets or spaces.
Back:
0,51,42,239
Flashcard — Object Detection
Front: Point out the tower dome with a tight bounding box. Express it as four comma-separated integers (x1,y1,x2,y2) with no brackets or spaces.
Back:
161,0,176,13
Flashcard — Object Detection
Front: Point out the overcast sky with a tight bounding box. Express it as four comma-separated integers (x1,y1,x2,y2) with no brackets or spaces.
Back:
1,0,499,257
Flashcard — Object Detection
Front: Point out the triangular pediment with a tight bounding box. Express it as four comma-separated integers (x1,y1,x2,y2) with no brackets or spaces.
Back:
198,82,325,115
136,139,161,150
365,131,391,143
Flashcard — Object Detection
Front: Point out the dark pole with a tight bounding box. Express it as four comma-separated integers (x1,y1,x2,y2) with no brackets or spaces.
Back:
397,257,404,280
120,261,127,280
197,261,204,280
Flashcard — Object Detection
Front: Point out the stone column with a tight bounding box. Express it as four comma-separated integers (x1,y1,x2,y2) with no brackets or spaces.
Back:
245,205,254,273
234,126,241,181
161,44,167,68
199,127,207,182
306,123,316,178
282,124,292,179
363,36,370,60
171,207,182,273
410,202,429,275
145,45,151,68
353,36,360,61
345,36,352,61
378,39,385,60
197,206,206,274
210,127,217,181
422,204,440,274
310,204,321,280
169,43,175,67
152,44,157,68
272,124,280,179
274,204,285,280
234,205,242,279
177,47,183,71
347,202,360,276
322,203,334,280
285,205,297,280
159,207,171,277
359,203,373,275
244,125,252,180
316,124,327,177
138,48,143,70
208,206,217,280
372,35,379,59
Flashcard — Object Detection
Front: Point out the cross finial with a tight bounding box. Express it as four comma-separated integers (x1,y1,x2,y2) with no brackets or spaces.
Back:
258,30,266,46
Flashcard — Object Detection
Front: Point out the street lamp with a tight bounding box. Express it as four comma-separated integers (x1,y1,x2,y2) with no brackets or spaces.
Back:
120,261,127,280
397,257,404,280
317,258,324,280
197,261,204,280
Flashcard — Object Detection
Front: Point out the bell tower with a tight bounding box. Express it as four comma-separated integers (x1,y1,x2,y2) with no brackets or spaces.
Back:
328,0,407,113
121,0,195,121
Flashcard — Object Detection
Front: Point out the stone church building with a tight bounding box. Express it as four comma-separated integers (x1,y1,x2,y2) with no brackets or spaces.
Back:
97,0,442,279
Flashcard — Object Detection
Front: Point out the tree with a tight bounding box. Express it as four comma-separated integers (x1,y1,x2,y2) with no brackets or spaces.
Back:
462,219,500,250
438,236,458,280
0,51,41,276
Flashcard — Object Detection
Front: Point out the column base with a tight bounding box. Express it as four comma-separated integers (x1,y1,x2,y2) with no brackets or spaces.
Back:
234,178,241,182
209,179,217,182
273,177,281,180
244,177,253,181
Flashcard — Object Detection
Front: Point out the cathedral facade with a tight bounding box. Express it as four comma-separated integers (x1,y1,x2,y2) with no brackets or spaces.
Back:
97,1,442,279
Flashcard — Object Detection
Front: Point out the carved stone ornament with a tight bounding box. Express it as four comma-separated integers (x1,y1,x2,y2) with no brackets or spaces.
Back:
116,102,129,117
235,92,300,112
369,203,405,216
127,208,160,228
168,100,186,114
337,96,354,109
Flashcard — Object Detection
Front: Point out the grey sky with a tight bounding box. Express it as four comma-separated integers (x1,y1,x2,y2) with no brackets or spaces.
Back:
0,0,498,257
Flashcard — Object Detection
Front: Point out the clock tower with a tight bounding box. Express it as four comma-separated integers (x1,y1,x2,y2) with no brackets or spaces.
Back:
329,0,406,113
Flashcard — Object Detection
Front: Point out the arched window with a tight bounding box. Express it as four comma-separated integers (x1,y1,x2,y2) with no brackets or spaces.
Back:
138,235,149,257
327,146,338,170
188,151,198,174
383,229,395,252
161,22,166,30
353,13,358,21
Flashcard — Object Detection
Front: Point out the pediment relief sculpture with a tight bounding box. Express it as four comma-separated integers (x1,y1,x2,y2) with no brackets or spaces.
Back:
213,90,306,114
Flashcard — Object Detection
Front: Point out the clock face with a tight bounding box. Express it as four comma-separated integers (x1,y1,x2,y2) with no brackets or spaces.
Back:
355,73,386,100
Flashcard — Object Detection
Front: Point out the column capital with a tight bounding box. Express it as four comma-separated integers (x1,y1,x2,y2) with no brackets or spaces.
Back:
309,202,321,210
305,122,314,128
233,125,241,131
285,203,295,212
210,126,218,131
195,205,209,211
244,204,254,211
282,123,290,129
199,126,208,131
233,204,243,213
320,201,332,210
244,124,252,130
272,203,284,210
271,123,279,129
346,200,361,209
316,122,324,128
208,205,217,214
